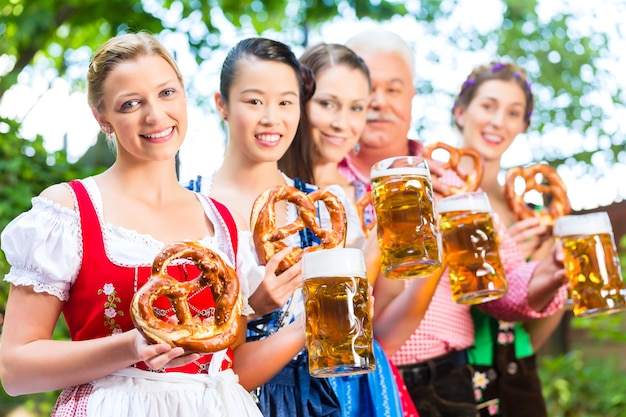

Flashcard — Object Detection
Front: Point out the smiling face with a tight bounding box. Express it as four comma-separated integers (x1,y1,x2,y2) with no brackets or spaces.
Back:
307,64,370,164
454,79,529,161
216,57,301,164
350,48,415,151
93,54,187,163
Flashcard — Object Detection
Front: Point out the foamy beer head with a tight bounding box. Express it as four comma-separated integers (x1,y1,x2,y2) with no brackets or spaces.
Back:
437,192,508,304
553,212,626,317
436,190,493,215
301,248,375,377
370,156,442,280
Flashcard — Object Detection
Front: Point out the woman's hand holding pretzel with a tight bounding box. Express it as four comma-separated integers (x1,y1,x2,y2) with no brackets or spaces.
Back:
507,217,551,260
250,185,347,274
133,328,200,371
426,159,452,198
504,164,571,227
247,247,303,319
130,241,242,354
423,141,484,197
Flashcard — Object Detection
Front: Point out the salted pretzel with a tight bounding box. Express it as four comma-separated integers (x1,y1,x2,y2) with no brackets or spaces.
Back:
423,142,484,196
504,164,571,226
130,241,242,353
251,185,347,274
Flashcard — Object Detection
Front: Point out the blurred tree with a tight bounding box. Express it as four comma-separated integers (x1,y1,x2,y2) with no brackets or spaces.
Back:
0,0,411,100
1,0,625,413
409,0,625,176
4,0,621,174
0,0,164,100
496,0,624,176
0,116,106,415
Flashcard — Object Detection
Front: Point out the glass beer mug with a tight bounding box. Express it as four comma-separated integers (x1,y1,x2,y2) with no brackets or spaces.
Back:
302,248,376,377
553,212,626,317
437,192,508,304
370,156,442,280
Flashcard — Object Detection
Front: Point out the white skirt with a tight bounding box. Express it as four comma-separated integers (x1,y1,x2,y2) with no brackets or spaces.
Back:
53,367,262,417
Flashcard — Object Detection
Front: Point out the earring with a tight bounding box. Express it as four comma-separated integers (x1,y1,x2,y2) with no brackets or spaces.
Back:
101,125,113,140
353,143,360,155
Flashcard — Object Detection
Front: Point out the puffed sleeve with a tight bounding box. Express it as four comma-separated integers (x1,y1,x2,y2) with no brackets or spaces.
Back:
1,197,82,302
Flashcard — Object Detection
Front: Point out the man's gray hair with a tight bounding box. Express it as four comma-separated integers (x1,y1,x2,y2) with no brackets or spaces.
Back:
346,28,416,81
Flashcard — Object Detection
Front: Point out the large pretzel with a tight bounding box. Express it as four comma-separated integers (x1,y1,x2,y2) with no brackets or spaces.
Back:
251,185,347,274
130,241,242,353
423,142,484,196
504,164,572,226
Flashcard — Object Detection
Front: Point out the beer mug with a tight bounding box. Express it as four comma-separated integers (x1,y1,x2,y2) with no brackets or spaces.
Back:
553,212,626,317
370,156,442,280
437,192,508,304
302,248,376,377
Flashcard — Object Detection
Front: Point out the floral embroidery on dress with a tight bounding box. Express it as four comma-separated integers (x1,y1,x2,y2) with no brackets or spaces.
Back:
97,283,124,335
497,321,515,345
474,369,501,414
474,321,516,416
473,370,488,401
488,402,500,415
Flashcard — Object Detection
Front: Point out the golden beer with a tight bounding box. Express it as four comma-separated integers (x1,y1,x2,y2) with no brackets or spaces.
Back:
302,248,375,377
437,192,507,304
371,156,442,280
554,212,626,317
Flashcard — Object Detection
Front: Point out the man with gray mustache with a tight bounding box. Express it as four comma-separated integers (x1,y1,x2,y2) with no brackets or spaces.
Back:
339,31,417,182
338,28,478,417
338,28,567,417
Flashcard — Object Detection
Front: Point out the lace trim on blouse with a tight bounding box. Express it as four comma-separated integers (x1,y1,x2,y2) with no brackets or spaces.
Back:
80,177,219,268
3,197,80,302
5,265,69,301
2,178,240,305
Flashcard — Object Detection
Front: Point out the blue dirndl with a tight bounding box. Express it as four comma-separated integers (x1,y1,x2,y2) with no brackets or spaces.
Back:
256,353,342,417
255,340,402,417
247,292,342,417
251,177,405,416
327,339,404,417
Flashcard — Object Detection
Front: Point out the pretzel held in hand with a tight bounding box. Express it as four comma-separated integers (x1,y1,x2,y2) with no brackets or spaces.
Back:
251,185,347,274
504,164,571,226
130,241,242,353
423,142,484,196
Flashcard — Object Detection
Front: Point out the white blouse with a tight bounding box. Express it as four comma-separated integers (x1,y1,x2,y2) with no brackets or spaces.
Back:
1,177,259,314
197,172,366,250
194,172,367,330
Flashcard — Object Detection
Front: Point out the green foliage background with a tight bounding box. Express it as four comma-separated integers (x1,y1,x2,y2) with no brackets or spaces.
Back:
0,116,106,415
539,350,626,416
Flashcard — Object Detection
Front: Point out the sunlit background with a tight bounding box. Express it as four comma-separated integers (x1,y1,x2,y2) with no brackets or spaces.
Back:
2,2,626,415
1,0,625,211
